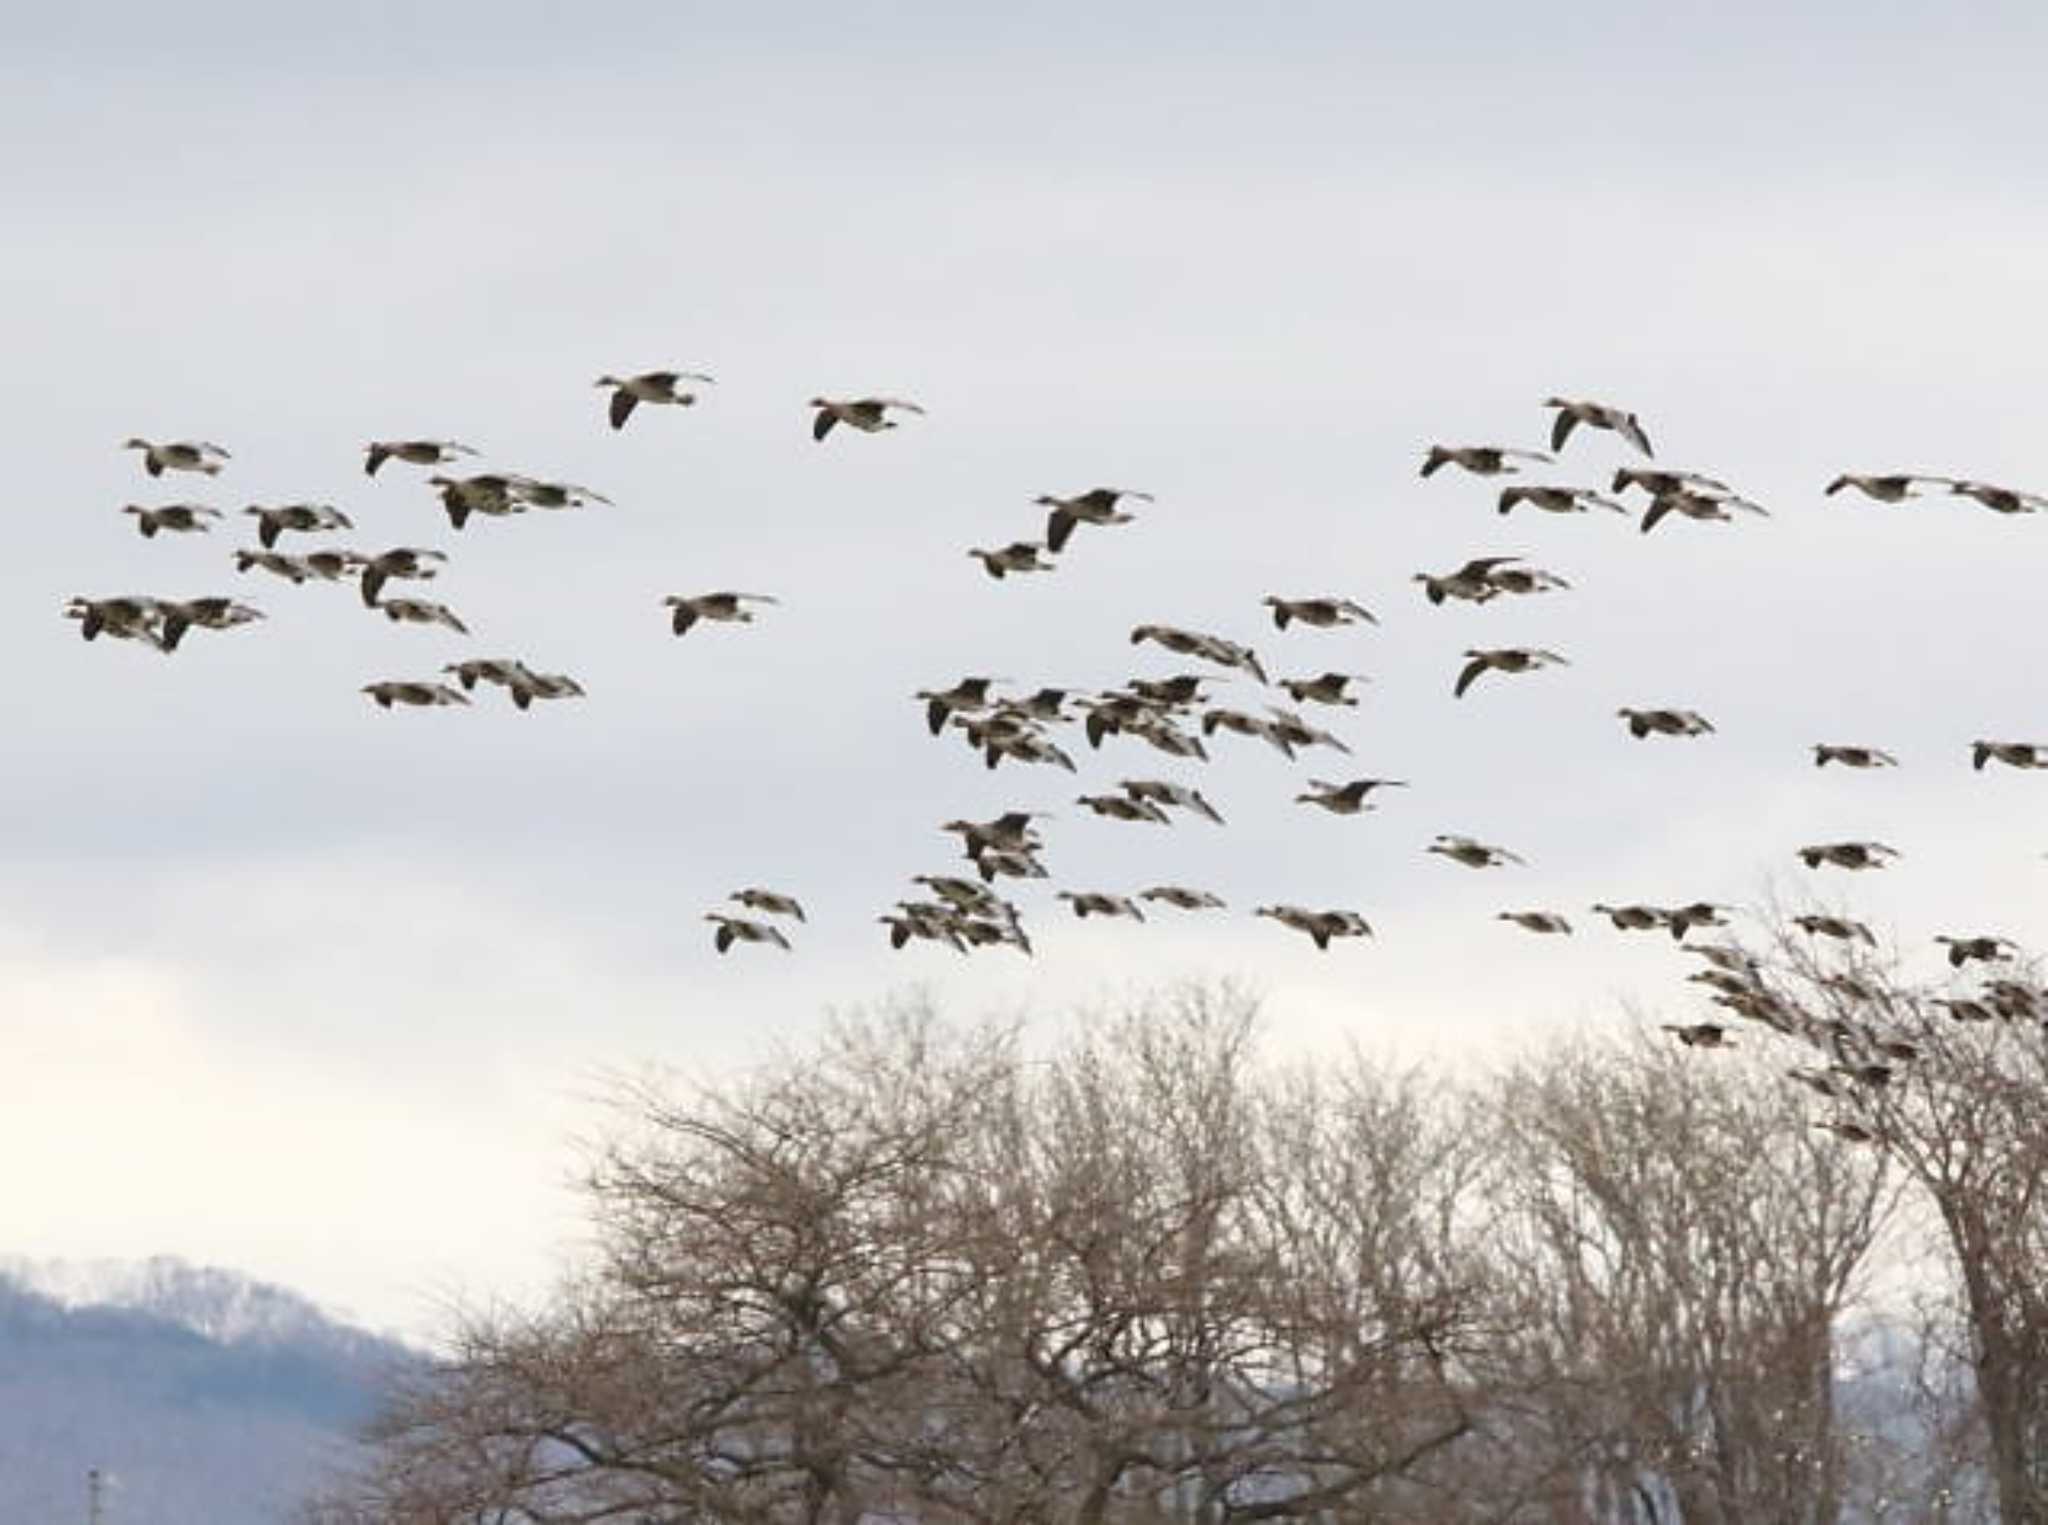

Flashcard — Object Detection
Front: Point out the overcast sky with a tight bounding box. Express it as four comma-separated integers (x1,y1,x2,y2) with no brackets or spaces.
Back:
6,2,2047,1341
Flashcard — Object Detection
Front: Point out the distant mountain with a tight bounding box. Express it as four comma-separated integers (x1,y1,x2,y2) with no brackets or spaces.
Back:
0,1256,420,1525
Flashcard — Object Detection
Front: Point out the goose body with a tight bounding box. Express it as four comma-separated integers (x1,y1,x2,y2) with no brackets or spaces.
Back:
1824,472,1949,502
1498,910,1572,934
810,395,924,440
1263,595,1377,630
1040,488,1152,553
1140,885,1227,911
1948,479,2048,515
665,591,779,636
1617,706,1715,739
1640,489,1768,534
1662,1022,1733,1049
1420,445,1552,478
1454,647,1568,698
1972,740,2048,771
1428,834,1524,869
64,595,167,648
379,597,470,635
125,438,229,477
1254,904,1372,949
443,658,529,693
1936,934,2016,968
1129,624,1265,683
732,888,805,922
1797,840,1899,870
244,503,354,549
1813,744,1898,769
1119,779,1224,824
505,668,585,709
362,680,470,709
1498,485,1630,517
1295,776,1406,815
158,597,263,651
1413,556,1521,605
597,370,714,429
706,912,793,953
429,473,527,529
123,504,221,538
1076,792,1172,825
354,548,448,607
365,439,477,476
1056,890,1145,922
1542,397,1653,457
1793,914,1875,945
968,541,1055,578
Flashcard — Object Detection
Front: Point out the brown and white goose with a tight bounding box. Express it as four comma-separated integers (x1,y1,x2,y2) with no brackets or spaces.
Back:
378,597,470,635
1428,834,1525,869
1119,779,1225,824
1263,596,1377,630
1498,485,1630,517
123,504,221,538
362,680,470,709
917,676,1005,735
1254,905,1372,949
1420,445,1552,478
158,597,263,651
505,668,585,710
665,591,779,636
1824,473,1951,503
429,474,527,529
512,478,612,511
810,395,924,440
64,596,167,648
1295,777,1407,815
1948,479,2048,515
1413,556,1520,605
706,912,793,953
1662,1022,1733,1050
124,439,229,477
1056,891,1146,922
1617,707,1715,739
967,541,1055,578
1797,841,1900,870
731,888,805,922
1936,934,2016,968
1130,624,1267,683
365,440,477,476
1639,489,1769,534
1793,914,1875,945
1454,647,1568,698
1140,885,1227,911
597,370,715,429
443,658,530,693
1041,488,1153,554
1276,671,1370,706
353,548,448,607
244,503,355,549
1813,744,1898,769
1076,792,1173,825
1972,740,2048,771
1498,910,1572,934
1542,396,1653,457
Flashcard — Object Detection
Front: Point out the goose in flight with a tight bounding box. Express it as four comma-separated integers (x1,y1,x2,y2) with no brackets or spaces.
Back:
1482,563,1571,597
918,676,1005,736
1662,1022,1733,1049
1824,473,1951,502
1130,624,1267,683
443,658,531,693
1542,396,1653,457
1936,934,2016,968
1590,903,1669,932
1056,891,1146,922
245,503,355,549
1498,485,1630,517
1617,707,1715,739
1454,647,1568,699
1140,885,1227,911
1265,706,1352,756
731,888,805,922
1076,792,1172,825
1420,445,1553,478
1041,488,1153,553
1793,914,1876,945
1263,596,1378,630
429,473,528,530
1428,834,1525,869
511,478,612,511
124,438,229,477
1119,778,1224,824
597,370,715,430
706,912,793,953
378,597,470,635
365,439,477,476
1413,556,1521,606
354,547,448,607
967,541,1055,579
158,597,263,651
1296,777,1407,815
234,548,354,585
1948,479,2048,515
1498,910,1572,934
1972,740,2048,771
1639,490,1769,535
880,906,968,953
665,591,779,636
64,595,167,648
1797,841,1899,870
362,680,471,709
506,668,585,709
1611,467,1732,499
123,504,221,538
810,395,924,440
1277,671,1369,707
1813,744,1898,769
1254,905,1372,949
1201,707,1296,758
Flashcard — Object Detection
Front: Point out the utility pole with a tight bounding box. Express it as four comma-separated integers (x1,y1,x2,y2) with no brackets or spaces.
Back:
87,1467,107,1525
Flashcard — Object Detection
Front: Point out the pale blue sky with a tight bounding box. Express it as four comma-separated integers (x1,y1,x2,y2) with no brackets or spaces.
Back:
6,1,2046,1337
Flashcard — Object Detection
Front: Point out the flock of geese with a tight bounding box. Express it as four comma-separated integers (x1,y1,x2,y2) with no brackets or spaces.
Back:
74,385,2044,1015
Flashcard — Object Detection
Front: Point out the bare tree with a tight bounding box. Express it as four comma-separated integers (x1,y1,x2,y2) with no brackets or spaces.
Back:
1470,1025,1897,1524
1683,928,2048,1523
